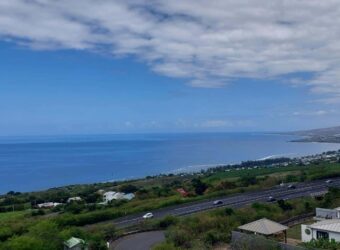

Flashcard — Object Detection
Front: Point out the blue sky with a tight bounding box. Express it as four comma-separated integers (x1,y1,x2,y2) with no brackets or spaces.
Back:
1,1,340,136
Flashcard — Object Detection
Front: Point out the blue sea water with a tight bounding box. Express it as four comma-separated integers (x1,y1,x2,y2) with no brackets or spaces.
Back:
0,132,339,194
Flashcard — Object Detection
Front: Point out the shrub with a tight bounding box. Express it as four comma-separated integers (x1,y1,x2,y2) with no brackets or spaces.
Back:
166,228,192,248
158,215,178,229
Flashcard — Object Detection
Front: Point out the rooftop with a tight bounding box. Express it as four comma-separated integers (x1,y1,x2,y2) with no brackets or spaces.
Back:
309,219,340,233
64,237,85,248
238,218,288,235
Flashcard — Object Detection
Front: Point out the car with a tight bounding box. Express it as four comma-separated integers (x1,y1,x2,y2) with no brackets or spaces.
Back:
213,200,223,205
142,212,154,219
288,184,296,189
267,196,276,202
325,180,333,184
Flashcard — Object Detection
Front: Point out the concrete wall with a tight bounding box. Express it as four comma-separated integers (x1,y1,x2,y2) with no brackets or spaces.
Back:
326,231,340,242
301,225,312,242
315,208,340,220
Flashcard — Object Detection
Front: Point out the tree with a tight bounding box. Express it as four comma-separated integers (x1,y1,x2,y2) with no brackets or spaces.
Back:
277,199,293,211
240,175,257,186
28,221,62,250
5,236,45,250
119,184,138,193
191,179,208,195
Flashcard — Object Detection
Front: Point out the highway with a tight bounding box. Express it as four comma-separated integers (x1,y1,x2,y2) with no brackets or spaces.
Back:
113,178,340,228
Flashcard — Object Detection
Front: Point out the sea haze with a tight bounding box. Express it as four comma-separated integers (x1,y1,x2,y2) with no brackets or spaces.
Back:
0,132,339,193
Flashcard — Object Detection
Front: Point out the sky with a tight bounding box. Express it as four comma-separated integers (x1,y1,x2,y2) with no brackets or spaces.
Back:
1,0,340,136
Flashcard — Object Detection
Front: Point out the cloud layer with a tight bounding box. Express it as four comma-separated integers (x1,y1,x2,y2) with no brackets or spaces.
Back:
1,0,340,98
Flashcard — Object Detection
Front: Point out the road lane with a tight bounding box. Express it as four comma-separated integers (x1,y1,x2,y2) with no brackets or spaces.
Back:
113,178,340,228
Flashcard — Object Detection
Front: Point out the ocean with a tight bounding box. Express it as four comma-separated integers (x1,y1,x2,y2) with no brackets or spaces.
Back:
0,132,339,194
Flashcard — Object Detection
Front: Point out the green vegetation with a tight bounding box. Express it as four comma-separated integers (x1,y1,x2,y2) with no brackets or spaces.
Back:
304,238,340,249
287,223,302,240
0,155,339,249
153,188,340,249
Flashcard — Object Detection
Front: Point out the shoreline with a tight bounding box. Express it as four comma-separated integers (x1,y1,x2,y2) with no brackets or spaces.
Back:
1,132,340,194
3,148,340,196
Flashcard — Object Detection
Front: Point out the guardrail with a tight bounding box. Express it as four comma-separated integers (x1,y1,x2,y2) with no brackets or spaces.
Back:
280,212,315,227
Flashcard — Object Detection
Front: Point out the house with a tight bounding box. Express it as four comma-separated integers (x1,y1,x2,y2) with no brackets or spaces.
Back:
123,193,135,200
103,191,135,203
302,219,340,242
64,237,87,250
37,202,63,208
103,191,116,203
67,197,82,203
112,192,125,200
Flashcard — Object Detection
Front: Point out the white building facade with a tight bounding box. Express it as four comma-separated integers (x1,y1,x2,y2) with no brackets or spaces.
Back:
302,219,340,242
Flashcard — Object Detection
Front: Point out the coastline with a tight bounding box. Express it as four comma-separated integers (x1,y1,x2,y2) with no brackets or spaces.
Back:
5,148,340,196
1,132,340,194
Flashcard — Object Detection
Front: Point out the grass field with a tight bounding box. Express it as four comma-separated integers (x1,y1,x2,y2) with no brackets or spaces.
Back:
287,220,315,240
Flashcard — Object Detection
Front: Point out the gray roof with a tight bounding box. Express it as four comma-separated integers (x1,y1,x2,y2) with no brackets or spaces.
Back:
309,219,340,233
238,218,288,235
64,237,85,248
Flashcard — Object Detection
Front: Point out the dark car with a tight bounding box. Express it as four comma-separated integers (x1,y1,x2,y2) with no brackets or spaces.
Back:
267,196,276,202
213,200,223,205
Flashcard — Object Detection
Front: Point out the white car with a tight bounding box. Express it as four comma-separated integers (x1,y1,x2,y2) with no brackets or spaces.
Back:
213,200,223,205
143,212,154,219
325,179,333,184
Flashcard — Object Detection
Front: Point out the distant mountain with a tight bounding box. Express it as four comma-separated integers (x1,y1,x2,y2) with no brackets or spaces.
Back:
290,126,340,143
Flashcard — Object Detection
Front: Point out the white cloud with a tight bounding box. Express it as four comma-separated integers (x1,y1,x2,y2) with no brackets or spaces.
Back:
1,0,340,98
292,110,336,116
197,119,254,129
199,120,232,128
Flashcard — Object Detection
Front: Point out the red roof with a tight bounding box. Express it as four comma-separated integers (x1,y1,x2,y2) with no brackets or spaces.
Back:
176,188,189,196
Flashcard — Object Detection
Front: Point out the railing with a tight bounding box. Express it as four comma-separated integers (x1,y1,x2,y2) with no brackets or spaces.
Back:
280,212,315,227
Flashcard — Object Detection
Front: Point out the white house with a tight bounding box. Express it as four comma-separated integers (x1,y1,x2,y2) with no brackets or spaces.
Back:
67,197,82,203
103,191,135,203
301,219,340,242
123,193,135,200
37,202,63,208
112,192,125,200
103,191,117,203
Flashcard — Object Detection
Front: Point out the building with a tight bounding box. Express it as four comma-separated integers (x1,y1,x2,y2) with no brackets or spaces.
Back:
37,202,63,208
302,219,340,242
64,237,87,250
67,197,82,203
123,193,135,200
103,191,135,203
103,191,117,203
238,218,289,243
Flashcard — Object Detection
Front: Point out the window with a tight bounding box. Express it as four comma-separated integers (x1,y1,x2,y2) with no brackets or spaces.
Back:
316,231,329,240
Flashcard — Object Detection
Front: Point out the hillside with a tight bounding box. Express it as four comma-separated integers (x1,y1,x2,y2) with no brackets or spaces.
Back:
290,126,340,143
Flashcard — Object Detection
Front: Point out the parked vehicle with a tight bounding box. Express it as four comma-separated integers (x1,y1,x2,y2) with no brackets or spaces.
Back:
325,180,333,184
288,184,296,189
